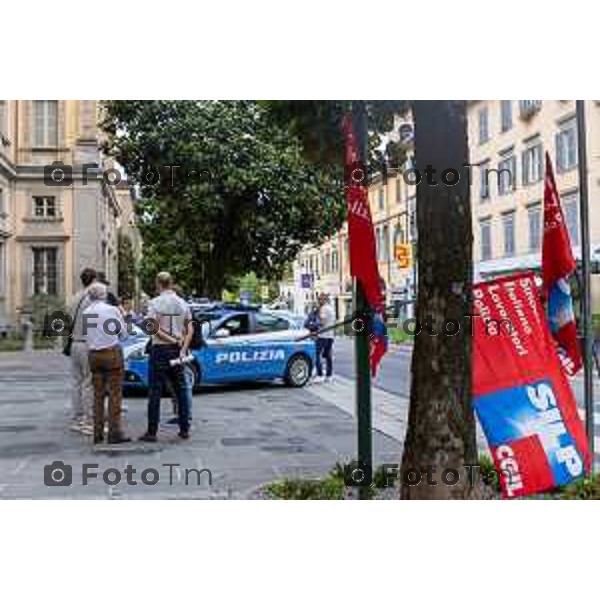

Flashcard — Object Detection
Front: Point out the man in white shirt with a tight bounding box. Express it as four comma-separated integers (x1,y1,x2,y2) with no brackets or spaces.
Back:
139,271,193,442
316,293,336,382
82,283,130,444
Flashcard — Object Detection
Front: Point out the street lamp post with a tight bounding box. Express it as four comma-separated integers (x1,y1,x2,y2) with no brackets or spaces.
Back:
576,100,595,468
351,101,372,499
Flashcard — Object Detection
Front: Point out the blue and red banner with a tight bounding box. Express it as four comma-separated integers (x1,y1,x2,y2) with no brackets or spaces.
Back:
472,273,590,498
342,113,387,375
542,152,582,376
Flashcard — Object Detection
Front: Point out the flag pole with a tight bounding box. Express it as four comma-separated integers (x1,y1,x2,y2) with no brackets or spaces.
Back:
576,100,595,469
351,100,373,498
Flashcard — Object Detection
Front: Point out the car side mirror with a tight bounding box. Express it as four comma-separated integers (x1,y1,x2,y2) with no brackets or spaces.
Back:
200,321,211,340
214,328,230,339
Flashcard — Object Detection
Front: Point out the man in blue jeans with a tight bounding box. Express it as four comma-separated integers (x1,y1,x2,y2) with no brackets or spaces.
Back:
166,362,194,426
139,272,193,442
315,293,335,382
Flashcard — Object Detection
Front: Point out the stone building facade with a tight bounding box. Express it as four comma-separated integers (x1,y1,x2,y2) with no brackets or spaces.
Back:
0,100,127,329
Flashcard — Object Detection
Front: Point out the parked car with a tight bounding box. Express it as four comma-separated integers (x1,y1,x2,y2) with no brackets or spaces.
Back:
122,310,315,391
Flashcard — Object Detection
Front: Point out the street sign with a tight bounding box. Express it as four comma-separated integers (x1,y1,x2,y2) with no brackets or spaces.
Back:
395,243,412,269
300,273,313,289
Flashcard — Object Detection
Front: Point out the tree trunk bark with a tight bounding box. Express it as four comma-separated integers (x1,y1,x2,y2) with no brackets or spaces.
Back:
400,101,482,499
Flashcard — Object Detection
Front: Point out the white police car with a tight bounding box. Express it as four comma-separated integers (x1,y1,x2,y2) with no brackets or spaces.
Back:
122,310,315,390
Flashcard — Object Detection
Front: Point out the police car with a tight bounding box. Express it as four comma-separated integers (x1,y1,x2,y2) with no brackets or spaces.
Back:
122,310,315,391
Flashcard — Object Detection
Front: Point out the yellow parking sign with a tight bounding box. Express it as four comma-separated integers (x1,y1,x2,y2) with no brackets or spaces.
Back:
395,243,412,269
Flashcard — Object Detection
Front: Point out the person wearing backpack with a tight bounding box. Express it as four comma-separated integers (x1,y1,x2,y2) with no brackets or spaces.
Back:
304,303,321,380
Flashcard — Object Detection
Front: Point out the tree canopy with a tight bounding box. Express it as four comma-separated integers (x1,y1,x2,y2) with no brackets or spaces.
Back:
101,101,346,297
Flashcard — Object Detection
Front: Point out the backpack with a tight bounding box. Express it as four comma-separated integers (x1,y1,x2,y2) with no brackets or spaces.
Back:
304,311,321,333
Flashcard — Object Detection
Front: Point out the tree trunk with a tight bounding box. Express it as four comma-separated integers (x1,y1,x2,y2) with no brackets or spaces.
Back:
400,101,481,499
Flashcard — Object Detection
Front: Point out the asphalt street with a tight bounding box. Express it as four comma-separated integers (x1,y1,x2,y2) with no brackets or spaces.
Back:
333,335,600,464
1,341,599,499
333,335,412,397
0,349,402,499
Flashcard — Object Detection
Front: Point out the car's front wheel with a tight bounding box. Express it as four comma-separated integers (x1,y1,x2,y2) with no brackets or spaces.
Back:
284,354,311,387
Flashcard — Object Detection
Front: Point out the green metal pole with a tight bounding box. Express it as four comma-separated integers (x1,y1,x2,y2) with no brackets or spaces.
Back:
351,100,373,499
576,100,595,470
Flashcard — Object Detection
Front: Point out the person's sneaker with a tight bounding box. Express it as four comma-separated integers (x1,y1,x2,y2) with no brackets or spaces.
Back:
178,430,190,440
312,375,324,384
324,376,333,383
93,434,104,444
80,421,94,436
138,432,158,443
69,419,83,433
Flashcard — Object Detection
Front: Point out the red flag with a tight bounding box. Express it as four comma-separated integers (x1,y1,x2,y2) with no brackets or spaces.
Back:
542,152,582,376
473,273,590,498
342,113,386,374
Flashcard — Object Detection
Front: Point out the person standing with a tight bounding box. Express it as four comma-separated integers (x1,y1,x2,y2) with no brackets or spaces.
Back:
97,271,119,307
68,267,97,435
119,295,141,326
165,284,194,426
139,272,193,442
82,283,130,444
316,293,335,382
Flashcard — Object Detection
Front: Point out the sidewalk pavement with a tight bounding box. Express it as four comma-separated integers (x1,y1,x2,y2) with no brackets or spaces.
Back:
0,350,402,499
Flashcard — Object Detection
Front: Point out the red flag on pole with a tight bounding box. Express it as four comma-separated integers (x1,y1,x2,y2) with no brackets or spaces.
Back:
542,152,582,376
342,113,387,374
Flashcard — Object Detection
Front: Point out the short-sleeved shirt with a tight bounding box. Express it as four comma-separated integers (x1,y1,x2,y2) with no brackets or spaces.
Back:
82,301,128,350
147,290,191,345
319,304,335,339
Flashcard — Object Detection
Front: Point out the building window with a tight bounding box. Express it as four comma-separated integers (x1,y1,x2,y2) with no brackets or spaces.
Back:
378,188,385,211
562,192,580,246
502,212,516,257
394,223,405,246
478,107,489,144
522,141,543,185
480,219,492,261
0,242,5,296
32,247,58,295
32,100,58,147
556,118,578,173
395,180,402,204
479,160,490,201
519,100,542,119
331,248,339,272
381,224,389,261
32,196,57,218
501,100,512,132
0,101,6,136
498,152,517,196
527,204,542,252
